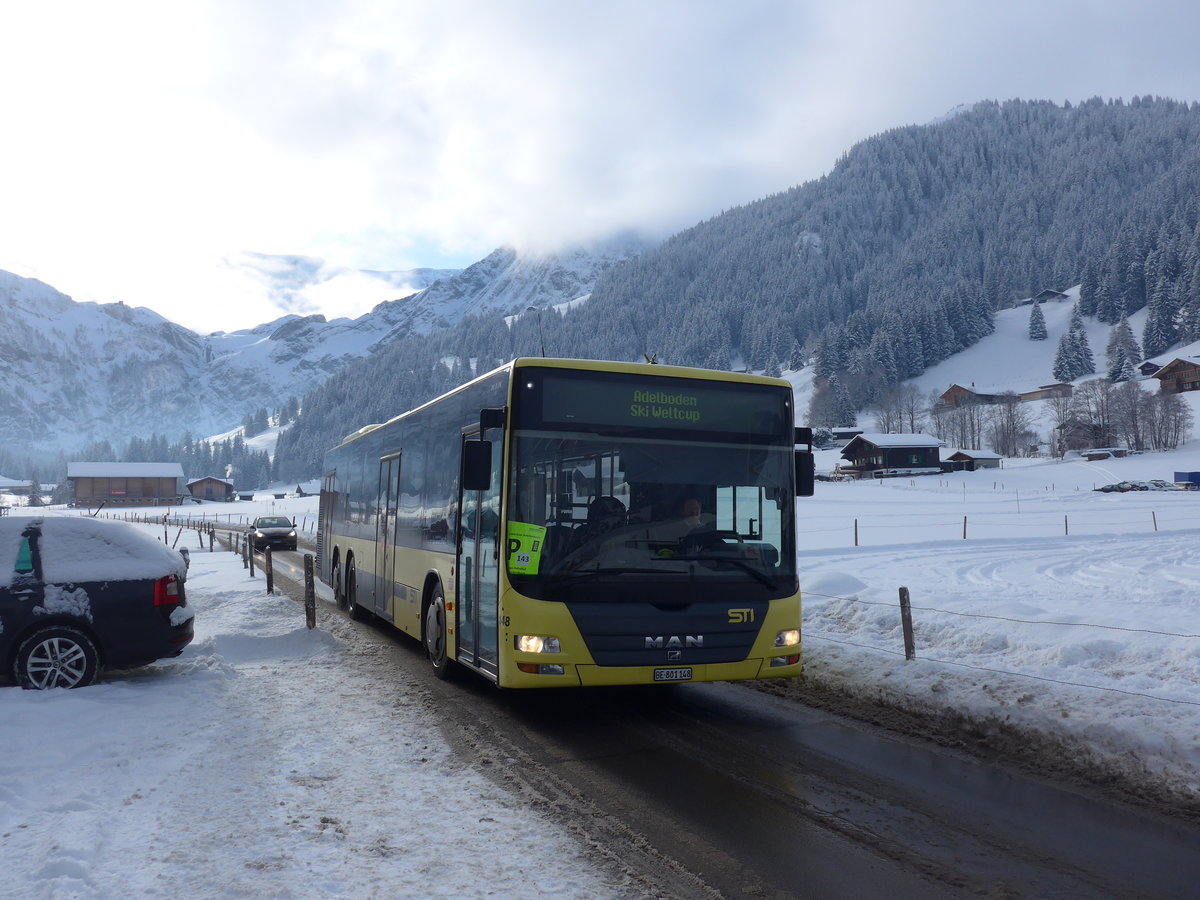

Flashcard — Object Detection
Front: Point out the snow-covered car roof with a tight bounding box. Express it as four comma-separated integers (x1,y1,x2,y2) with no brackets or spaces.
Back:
0,516,187,589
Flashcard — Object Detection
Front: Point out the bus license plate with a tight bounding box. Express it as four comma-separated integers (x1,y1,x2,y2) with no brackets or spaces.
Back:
653,667,693,682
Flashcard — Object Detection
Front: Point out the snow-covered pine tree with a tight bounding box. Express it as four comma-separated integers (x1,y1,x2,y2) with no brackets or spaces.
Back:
1052,330,1077,382
1028,301,1047,340
1107,346,1135,383
1105,315,1142,371
1142,292,1179,358
1069,303,1095,376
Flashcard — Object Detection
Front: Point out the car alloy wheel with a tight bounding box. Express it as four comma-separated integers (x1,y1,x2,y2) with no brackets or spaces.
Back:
16,626,100,690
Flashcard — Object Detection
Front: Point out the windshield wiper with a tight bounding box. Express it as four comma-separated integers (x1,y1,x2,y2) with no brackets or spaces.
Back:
669,555,778,587
543,565,690,585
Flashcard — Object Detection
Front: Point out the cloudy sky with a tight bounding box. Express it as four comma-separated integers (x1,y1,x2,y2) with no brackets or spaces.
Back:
2,0,1199,334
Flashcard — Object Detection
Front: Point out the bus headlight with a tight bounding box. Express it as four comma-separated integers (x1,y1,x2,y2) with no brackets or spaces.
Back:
774,629,800,648
516,635,561,654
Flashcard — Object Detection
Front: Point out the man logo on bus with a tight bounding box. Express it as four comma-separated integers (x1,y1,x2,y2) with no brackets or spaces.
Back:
645,635,703,649
728,608,754,623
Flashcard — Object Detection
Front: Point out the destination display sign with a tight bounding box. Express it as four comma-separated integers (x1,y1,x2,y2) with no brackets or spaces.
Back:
536,373,788,436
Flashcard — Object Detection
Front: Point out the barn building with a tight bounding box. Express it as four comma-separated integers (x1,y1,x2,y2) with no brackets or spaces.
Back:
187,475,236,502
67,462,185,507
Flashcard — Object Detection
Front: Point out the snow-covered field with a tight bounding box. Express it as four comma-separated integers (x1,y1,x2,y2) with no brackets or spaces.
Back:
0,497,626,900
3,436,1200,897
797,447,1200,807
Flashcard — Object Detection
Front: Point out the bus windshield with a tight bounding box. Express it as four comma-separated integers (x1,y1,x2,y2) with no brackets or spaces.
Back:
506,429,796,601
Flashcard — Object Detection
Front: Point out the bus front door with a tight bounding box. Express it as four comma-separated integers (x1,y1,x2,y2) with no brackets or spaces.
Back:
458,431,501,676
375,453,401,619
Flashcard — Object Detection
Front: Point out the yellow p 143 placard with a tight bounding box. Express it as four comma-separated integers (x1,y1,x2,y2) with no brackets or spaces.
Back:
506,521,547,575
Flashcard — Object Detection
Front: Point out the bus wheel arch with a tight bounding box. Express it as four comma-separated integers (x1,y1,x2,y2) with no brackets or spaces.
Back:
422,575,453,680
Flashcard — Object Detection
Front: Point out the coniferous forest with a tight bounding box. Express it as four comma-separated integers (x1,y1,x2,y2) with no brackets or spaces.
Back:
274,97,1200,480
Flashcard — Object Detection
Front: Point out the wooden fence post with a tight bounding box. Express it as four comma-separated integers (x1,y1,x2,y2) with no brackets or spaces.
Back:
304,554,316,629
854,518,859,547
265,547,274,594
898,587,915,661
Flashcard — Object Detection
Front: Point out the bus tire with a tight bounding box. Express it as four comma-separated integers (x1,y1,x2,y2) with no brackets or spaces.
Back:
424,584,453,680
345,557,367,622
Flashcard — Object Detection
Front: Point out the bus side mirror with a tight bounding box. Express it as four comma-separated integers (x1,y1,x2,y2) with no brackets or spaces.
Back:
463,440,493,492
795,451,815,497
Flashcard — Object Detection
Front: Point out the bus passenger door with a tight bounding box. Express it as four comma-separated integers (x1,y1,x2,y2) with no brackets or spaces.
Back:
317,468,335,581
375,453,401,619
457,430,501,676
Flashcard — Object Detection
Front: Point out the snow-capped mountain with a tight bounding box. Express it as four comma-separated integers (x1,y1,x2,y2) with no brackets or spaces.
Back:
0,237,650,456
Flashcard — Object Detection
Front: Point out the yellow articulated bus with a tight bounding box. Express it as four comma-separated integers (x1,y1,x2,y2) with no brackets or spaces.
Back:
317,357,815,688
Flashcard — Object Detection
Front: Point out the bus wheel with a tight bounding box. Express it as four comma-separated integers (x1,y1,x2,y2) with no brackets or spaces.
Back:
425,585,453,680
345,558,366,622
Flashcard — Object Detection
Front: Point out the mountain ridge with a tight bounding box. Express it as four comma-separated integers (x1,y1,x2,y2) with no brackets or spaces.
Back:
0,237,650,462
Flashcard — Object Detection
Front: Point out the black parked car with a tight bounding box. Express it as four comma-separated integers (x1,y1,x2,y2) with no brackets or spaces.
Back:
247,515,298,552
1,516,194,689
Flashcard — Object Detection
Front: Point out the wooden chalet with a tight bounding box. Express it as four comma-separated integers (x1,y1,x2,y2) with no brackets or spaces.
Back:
0,475,34,497
839,433,943,478
1033,289,1070,303
1150,357,1200,394
1139,360,1164,377
1017,383,1073,402
187,475,235,502
937,382,1071,411
941,449,1003,471
67,462,184,507
936,384,1000,410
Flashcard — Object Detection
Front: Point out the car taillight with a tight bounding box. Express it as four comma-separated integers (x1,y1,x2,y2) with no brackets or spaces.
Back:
154,574,181,606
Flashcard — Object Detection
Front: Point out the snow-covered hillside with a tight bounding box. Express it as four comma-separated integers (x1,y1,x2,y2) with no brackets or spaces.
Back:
788,286,1200,447
0,237,650,456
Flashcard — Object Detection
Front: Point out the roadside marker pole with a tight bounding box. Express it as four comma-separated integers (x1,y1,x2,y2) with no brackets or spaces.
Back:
898,587,916,660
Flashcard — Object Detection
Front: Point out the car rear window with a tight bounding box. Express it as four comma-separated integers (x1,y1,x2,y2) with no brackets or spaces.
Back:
15,537,33,574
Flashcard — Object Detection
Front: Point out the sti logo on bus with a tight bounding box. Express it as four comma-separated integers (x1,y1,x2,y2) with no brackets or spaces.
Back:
645,635,703,649
728,608,755,624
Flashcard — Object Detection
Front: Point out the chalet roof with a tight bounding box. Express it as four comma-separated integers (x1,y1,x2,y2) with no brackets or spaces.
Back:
67,462,185,479
186,475,233,487
1149,356,1200,377
856,432,941,447
943,448,1004,460
843,433,943,452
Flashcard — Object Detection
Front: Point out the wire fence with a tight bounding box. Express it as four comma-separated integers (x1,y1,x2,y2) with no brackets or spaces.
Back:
799,507,1196,546
802,587,1200,708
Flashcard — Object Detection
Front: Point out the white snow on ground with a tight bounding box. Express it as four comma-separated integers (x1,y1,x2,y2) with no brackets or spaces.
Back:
3,430,1200,896
0,501,624,899
797,446,1200,804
